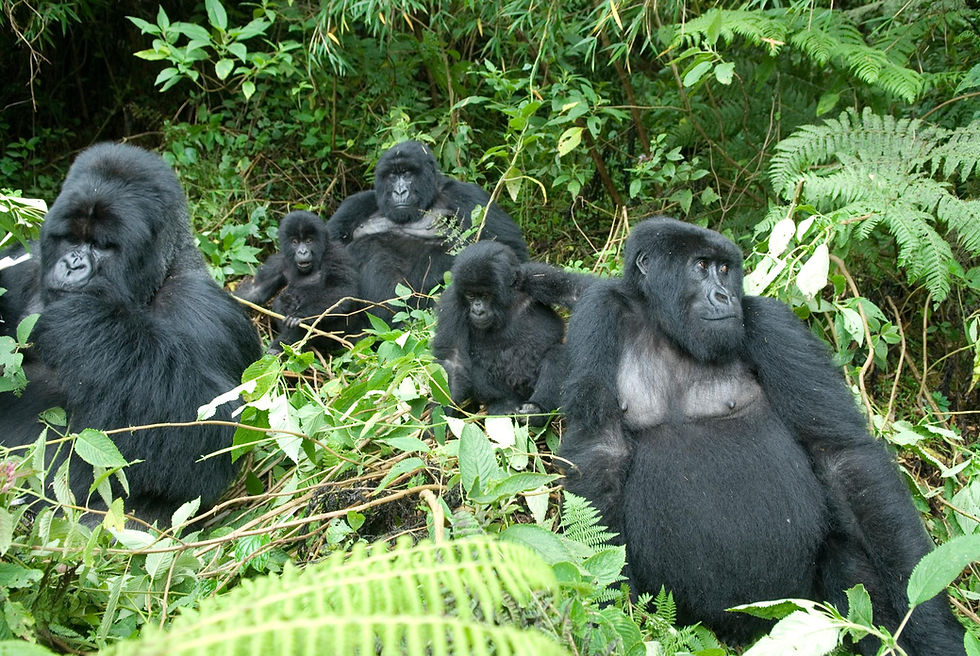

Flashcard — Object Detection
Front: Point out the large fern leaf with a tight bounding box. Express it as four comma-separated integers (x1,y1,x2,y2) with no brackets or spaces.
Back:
99,537,568,656
768,108,980,301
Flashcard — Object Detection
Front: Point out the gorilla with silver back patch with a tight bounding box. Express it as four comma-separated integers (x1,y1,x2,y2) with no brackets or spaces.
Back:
559,216,965,654
327,141,528,318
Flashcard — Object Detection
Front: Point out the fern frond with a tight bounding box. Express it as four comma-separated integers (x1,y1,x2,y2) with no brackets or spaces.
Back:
767,109,980,301
560,491,618,550
100,537,567,656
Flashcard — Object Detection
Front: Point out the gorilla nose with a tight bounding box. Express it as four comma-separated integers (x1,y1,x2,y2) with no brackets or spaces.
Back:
711,288,732,305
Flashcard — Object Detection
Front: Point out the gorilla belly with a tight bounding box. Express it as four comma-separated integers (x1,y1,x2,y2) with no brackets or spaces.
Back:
622,411,827,642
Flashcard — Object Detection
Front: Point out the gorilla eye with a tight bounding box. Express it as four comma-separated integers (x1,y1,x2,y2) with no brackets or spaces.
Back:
696,259,708,271
720,263,730,274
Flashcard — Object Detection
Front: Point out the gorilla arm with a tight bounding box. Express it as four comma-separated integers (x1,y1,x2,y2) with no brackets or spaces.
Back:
517,261,597,309
325,190,379,244
559,280,632,534
236,253,287,305
742,295,965,652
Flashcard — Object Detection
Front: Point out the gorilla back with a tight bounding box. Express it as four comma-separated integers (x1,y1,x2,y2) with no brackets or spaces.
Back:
0,143,262,526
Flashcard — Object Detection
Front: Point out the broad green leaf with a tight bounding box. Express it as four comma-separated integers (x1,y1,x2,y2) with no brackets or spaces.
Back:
683,60,712,87
171,497,201,529
376,456,426,492
557,127,583,157
242,80,256,100
145,540,178,580
205,0,227,31
907,534,980,608
74,429,128,468
459,423,502,496
714,62,735,84
741,609,840,656
215,58,234,80
844,584,873,627
500,523,573,564
0,562,42,588
816,92,840,116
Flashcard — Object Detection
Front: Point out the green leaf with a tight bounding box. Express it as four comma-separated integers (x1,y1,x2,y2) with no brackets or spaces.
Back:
126,15,159,34
133,49,171,61
741,609,840,656
500,524,573,564
844,584,873,627
557,127,583,158
471,472,558,503
966,631,980,656
376,457,426,492
205,0,227,31
816,92,839,116
242,80,256,100
215,58,234,80
458,423,502,496
683,60,712,87
0,509,10,555
907,534,980,608
714,62,735,85
15,313,38,344
0,562,42,588
74,429,128,468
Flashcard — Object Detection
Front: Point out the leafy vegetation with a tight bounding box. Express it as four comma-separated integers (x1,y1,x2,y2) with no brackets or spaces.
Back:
1,0,979,654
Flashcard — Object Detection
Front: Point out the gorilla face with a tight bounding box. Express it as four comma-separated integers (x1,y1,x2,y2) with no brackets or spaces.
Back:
373,141,439,224
450,241,519,332
40,144,189,306
279,211,327,276
626,217,744,364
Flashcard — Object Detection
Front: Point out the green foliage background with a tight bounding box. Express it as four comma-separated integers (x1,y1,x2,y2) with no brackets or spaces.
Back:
0,0,979,654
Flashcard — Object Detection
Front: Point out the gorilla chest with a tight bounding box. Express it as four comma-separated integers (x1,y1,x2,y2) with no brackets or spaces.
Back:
616,332,763,429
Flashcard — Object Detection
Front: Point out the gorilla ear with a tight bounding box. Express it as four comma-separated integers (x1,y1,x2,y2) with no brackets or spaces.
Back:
635,251,649,276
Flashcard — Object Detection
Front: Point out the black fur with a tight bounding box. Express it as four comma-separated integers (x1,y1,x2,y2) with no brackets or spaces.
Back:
559,216,966,654
432,242,589,425
327,141,529,318
0,143,262,526
237,210,361,353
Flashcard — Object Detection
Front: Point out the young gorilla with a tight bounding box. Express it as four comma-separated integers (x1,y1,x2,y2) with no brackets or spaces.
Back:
560,217,965,655
433,242,591,425
237,210,361,353
0,143,262,526
327,141,528,318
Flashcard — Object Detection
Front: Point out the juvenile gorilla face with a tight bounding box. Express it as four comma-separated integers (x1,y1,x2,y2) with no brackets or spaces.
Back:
450,241,519,332
279,211,326,276
40,143,189,305
626,217,745,363
374,141,439,223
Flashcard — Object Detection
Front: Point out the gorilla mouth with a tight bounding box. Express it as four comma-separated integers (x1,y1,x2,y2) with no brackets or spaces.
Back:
702,314,738,321
296,262,313,273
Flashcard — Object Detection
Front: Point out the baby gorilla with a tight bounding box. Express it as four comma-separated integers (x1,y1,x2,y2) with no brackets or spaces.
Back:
238,211,361,353
433,242,589,425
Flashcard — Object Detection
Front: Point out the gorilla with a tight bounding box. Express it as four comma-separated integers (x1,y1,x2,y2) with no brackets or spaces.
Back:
237,210,362,353
559,217,965,655
433,242,591,425
0,143,262,526
327,141,529,318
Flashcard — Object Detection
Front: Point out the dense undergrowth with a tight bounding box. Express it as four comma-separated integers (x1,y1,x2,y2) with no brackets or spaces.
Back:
1,1,979,654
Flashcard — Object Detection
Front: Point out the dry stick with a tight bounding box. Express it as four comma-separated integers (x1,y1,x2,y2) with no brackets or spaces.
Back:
829,255,876,422
421,489,445,544
884,297,909,426
233,293,369,350
919,293,932,410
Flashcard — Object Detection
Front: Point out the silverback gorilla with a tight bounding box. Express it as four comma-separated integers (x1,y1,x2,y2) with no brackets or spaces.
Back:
433,242,591,425
237,210,362,353
0,143,261,526
559,217,965,655
326,141,528,317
